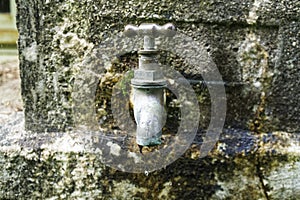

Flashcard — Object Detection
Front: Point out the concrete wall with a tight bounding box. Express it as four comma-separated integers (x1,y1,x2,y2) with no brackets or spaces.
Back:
16,0,300,133
0,0,299,199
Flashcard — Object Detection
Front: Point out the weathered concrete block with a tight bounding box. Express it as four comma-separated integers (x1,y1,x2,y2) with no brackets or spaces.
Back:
267,22,300,132
88,0,300,25
16,0,299,132
17,0,93,132
1,115,300,199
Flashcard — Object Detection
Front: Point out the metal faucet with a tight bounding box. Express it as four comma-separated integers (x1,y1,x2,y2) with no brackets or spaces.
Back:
123,23,176,146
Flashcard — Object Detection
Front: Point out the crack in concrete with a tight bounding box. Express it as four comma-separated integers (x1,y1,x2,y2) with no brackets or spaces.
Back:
256,160,270,200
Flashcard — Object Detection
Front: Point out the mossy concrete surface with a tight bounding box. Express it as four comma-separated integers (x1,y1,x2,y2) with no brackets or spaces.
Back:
4,0,300,199
1,114,300,199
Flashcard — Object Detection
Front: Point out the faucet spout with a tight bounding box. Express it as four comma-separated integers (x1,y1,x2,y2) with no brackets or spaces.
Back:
133,87,166,145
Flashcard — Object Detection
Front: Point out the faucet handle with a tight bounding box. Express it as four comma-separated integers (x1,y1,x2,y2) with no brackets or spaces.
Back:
124,23,176,38
124,23,176,50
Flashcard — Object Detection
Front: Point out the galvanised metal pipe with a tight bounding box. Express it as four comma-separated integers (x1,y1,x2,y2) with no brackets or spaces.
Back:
123,23,176,146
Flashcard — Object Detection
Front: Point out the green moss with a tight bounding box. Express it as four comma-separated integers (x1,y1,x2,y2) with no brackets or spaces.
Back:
116,70,134,96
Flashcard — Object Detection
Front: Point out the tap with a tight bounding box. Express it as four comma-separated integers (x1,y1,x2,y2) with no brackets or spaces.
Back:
123,23,176,146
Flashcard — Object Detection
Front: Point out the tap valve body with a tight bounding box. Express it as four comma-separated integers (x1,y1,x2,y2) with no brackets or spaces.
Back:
123,23,176,146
